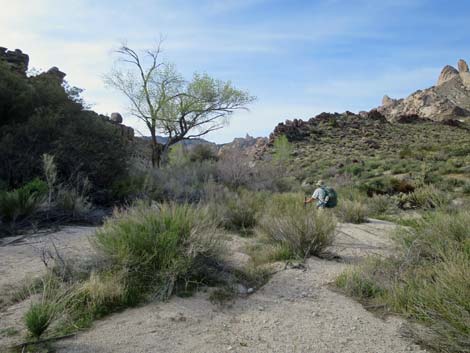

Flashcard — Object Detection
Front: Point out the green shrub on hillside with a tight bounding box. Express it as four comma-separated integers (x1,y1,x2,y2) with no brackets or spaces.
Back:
0,63,130,202
398,184,450,209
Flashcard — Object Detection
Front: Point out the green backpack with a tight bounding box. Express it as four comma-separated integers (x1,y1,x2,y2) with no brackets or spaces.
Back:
322,187,338,208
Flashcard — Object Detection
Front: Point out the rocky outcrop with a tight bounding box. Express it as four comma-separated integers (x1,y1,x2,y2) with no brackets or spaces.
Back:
218,134,268,160
378,59,470,121
94,112,134,140
0,47,29,74
458,59,469,73
437,65,459,86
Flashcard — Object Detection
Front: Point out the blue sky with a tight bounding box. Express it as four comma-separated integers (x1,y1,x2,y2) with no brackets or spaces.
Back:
1,0,469,143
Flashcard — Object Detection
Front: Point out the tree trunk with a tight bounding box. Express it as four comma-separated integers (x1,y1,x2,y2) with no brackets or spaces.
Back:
150,129,163,168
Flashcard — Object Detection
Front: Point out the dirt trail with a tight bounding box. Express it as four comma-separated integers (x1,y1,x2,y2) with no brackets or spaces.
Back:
1,221,426,353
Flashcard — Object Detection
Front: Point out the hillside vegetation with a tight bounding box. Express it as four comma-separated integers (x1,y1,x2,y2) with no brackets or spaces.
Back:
267,111,470,353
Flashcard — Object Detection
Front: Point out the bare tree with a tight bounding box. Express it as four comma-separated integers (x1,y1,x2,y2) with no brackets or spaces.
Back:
104,42,255,167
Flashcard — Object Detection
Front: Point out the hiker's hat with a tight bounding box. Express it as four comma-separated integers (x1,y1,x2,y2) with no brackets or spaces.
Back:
316,180,324,186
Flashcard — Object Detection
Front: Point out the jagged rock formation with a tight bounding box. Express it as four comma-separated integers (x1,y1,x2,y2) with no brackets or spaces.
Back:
437,65,459,85
378,59,470,121
268,110,389,146
218,134,268,160
92,112,134,140
0,47,29,74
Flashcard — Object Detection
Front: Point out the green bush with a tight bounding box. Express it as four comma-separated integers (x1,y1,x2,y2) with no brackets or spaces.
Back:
336,200,369,223
0,62,131,201
93,202,223,303
221,190,267,234
24,302,56,339
257,193,336,258
336,210,470,353
462,182,470,195
399,184,450,209
189,144,218,162
367,194,397,217
21,178,48,199
336,268,384,299
0,181,46,224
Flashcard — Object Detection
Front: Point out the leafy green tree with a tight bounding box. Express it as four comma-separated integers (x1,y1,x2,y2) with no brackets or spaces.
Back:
104,43,255,167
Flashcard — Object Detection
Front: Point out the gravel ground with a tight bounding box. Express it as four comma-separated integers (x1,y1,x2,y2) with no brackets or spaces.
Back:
1,221,427,353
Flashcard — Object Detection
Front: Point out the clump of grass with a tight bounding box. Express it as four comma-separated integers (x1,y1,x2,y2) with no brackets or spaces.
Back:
68,271,125,321
0,180,46,226
336,268,384,299
257,193,336,259
335,200,369,223
218,190,267,235
93,202,223,303
23,276,61,340
24,302,56,340
398,184,450,210
367,194,397,217
336,210,470,353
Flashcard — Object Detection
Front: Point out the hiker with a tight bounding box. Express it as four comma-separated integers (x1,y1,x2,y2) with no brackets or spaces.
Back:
304,180,337,209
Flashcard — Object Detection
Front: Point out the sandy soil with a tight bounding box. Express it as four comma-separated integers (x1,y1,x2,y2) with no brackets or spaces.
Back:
0,227,96,349
0,221,427,353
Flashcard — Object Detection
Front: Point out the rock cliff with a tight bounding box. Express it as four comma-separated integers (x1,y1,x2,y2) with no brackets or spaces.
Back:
377,59,470,121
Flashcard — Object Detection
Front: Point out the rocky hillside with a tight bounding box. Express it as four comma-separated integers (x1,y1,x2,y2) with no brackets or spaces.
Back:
264,110,470,190
377,59,470,121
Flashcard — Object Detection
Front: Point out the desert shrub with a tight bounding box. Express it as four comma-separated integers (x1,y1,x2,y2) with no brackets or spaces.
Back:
367,194,397,217
344,164,364,176
110,172,154,202
463,182,470,195
23,276,61,339
246,242,295,266
398,184,450,209
21,178,48,199
189,144,218,162
359,177,414,196
217,151,252,189
336,199,369,223
93,202,223,303
0,181,46,225
257,193,336,258
220,190,267,234
56,187,91,217
24,302,56,339
336,210,470,352
336,267,384,299
151,160,217,203
65,271,125,325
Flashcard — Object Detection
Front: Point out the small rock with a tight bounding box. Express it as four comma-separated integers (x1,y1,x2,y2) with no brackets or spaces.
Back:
247,288,254,294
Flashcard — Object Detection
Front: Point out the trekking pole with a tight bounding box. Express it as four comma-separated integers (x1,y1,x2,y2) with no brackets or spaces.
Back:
304,196,306,208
